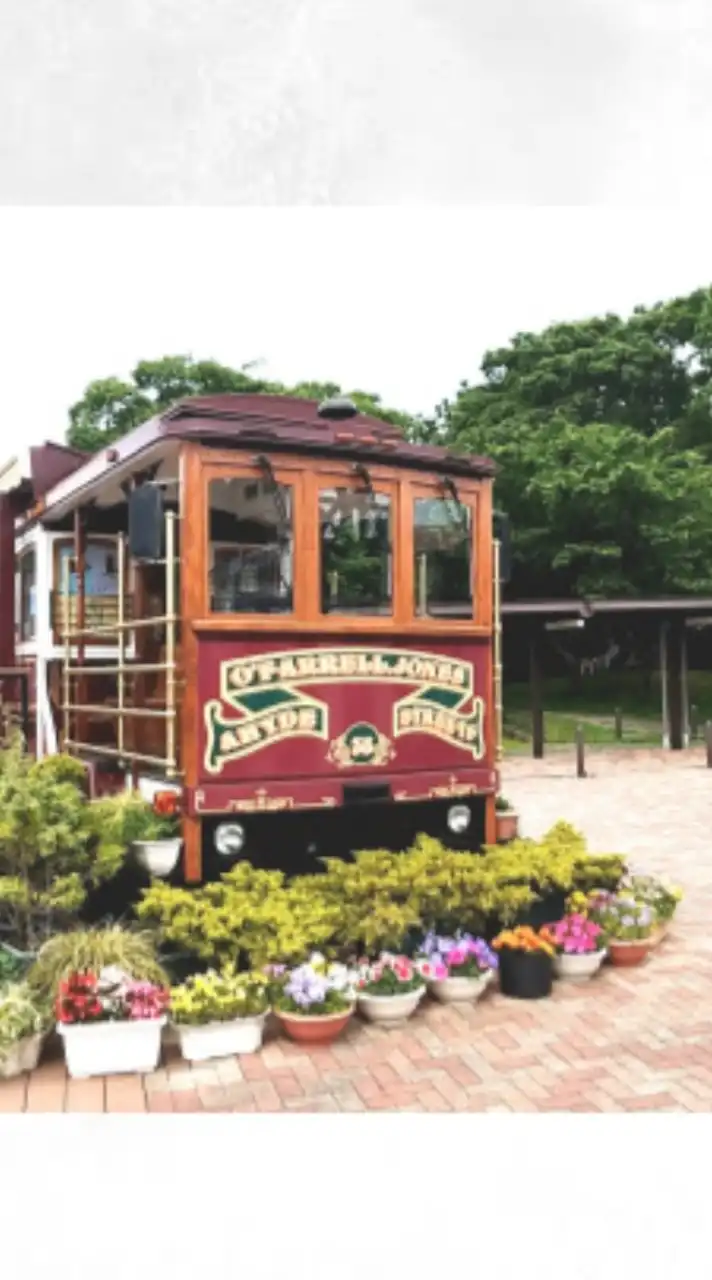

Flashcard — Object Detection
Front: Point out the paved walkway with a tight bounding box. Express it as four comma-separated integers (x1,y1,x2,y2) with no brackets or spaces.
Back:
3,747,712,1113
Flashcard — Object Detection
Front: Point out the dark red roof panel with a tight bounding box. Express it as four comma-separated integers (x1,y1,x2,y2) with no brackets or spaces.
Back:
158,394,495,478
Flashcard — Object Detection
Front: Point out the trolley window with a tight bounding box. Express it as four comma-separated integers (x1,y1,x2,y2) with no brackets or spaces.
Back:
17,546,37,642
413,494,474,619
208,476,294,614
319,486,393,615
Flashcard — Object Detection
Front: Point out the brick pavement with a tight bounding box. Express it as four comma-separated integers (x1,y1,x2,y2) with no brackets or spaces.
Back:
2,747,711,1113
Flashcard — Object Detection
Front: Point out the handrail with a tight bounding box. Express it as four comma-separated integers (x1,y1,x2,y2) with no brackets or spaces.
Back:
60,515,180,776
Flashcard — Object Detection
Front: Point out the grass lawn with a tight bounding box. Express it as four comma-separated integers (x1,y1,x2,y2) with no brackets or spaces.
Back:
503,669,712,751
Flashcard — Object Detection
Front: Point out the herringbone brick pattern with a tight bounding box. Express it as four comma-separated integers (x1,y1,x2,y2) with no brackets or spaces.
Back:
2,748,711,1113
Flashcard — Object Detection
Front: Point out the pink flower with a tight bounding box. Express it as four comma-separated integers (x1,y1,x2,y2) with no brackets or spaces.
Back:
447,948,466,968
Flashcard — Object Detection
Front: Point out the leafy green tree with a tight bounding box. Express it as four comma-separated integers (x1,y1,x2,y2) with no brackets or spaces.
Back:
437,286,712,597
67,355,415,452
448,414,712,597
439,287,712,448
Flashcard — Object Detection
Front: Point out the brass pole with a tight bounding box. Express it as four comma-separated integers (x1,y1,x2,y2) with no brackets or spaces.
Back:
493,538,503,764
164,511,177,777
117,533,126,760
61,554,71,750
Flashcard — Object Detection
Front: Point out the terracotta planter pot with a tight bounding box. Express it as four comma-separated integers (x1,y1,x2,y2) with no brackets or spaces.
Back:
275,1007,354,1046
607,938,653,967
496,810,519,843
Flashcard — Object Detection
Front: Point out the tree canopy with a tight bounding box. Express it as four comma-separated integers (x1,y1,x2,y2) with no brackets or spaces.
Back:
434,286,712,598
66,355,416,454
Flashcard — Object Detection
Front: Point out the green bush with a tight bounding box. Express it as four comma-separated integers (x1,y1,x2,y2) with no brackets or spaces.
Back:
0,738,126,952
0,982,45,1060
137,862,342,969
134,821,627,967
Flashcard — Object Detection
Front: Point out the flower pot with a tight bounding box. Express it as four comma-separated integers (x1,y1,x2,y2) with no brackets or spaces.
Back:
275,1007,354,1046
426,971,493,1004
175,1014,267,1062
357,987,424,1026
607,938,653,967
133,839,182,879
553,950,606,981
0,1032,43,1080
498,949,553,999
496,810,519,843
58,1017,166,1078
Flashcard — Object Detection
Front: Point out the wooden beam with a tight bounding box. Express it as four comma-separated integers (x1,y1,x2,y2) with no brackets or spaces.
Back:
180,444,204,882
659,621,669,748
666,620,684,751
529,628,544,759
74,508,87,745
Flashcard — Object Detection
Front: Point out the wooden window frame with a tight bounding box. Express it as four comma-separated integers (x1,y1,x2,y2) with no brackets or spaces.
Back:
402,475,492,634
191,449,492,636
202,456,306,623
17,545,37,643
313,467,399,623
51,534,125,646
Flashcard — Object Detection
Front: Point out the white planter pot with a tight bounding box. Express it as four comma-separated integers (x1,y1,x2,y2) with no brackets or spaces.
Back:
133,839,182,878
0,1031,43,1079
427,971,492,1003
175,1014,267,1062
553,950,606,981
357,985,425,1026
58,1018,166,1079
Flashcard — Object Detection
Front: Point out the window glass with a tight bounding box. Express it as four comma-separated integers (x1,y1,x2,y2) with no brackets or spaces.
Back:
319,488,392,615
208,477,293,613
18,548,36,641
414,496,473,618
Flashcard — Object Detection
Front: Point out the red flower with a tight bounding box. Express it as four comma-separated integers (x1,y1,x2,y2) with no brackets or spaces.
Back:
153,791,179,817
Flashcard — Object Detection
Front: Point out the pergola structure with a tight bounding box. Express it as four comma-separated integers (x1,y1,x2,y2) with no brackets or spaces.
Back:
501,597,712,755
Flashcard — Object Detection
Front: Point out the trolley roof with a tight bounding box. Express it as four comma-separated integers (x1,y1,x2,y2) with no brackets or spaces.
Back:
31,394,496,523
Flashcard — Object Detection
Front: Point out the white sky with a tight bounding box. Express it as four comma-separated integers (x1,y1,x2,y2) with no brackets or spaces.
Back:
1,207,711,449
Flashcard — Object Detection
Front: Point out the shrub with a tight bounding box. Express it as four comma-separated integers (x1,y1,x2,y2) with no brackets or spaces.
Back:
0,982,45,1060
0,738,126,951
31,754,89,792
137,862,341,969
27,925,169,1002
134,820,627,968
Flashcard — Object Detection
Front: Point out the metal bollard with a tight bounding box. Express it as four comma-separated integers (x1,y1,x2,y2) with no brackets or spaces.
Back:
706,721,712,768
575,723,587,778
614,706,622,741
691,704,698,741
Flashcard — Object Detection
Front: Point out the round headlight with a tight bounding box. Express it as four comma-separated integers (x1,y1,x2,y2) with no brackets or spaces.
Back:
214,822,246,856
446,804,471,835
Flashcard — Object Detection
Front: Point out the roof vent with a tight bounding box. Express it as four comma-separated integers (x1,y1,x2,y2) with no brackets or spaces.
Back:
317,395,359,421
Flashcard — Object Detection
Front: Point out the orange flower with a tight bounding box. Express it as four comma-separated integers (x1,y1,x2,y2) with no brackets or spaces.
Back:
153,790,179,817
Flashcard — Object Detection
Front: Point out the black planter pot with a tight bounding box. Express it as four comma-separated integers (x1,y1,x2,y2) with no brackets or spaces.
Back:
498,948,553,1000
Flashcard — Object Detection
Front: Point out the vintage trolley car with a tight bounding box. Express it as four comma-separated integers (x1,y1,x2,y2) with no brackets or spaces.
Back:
3,394,507,882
